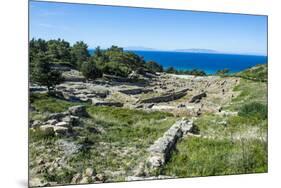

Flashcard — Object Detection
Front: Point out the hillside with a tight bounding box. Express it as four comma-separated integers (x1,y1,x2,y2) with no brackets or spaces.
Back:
235,64,267,82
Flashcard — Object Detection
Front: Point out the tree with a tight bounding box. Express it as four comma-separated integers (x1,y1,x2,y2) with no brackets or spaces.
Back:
216,68,230,76
166,66,177,74
46,39,71,64
145,61,163,72
70,41,90,68
189,69,207,76
29,38,48,64
31,54,64,92
92,45,145,77
81,60,102,80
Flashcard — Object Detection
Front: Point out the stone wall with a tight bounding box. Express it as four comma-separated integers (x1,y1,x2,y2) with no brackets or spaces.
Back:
140,88,190,103
132,119,195,177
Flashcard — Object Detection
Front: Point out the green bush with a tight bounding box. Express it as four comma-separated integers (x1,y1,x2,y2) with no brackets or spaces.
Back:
80,61,102,80
145,61,163,72
238,102,267,120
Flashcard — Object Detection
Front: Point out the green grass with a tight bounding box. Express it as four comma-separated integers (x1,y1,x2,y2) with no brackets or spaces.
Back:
160,75,268,178
238,102,267,120
226,78,267,111
68,106,177,176
30,93,81,113
235,64,267,82
29,94,177,183
161,137,267,177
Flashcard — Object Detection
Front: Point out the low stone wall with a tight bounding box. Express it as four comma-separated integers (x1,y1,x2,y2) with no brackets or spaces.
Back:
132,119,195,177
140,88,190,103
91,98,124,107
146,120,194,168
119,88,153,95
189,92,207,103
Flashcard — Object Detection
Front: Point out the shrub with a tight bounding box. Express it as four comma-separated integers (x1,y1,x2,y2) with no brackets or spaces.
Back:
238,102,267,120
145,61,163,72
81,61,102,80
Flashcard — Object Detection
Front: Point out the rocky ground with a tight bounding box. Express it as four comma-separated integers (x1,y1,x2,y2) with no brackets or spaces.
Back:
32,69,241,116
29,68,267,187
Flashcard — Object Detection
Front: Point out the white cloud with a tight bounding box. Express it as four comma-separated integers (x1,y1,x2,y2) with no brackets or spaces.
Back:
38,23,54,28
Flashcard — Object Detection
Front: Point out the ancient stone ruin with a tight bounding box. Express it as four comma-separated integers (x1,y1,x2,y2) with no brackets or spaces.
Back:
140,88,190,103
31,105,88,136
130,119,196,178
189,92,207,103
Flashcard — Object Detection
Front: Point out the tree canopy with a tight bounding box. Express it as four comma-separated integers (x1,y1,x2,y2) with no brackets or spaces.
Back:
30,38,181,81
30,53,64,92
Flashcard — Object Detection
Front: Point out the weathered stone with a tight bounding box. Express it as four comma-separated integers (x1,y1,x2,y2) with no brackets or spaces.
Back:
71,173,82,184
70,115,80,126
29,177,48,187
54,126,69,135
146,103,154,108
140,88,189,103
46,119,58,125
147,155,163,168
68,105,87,117
61,116,72,124
80,177,91,184
103,74,131,82
84,168,95,177
94,92,108,98
135,104,143,108
189,92,207,103
39,125,55,135
55,121,70,128
146,120,195,170
92,99,123,107
95,174,105,182
48,113,67,121
177,104,186,108
119,88,153,95
62,69,86,82
31,120,42,128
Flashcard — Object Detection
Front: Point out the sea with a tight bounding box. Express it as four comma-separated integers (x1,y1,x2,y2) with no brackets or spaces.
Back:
89,50,267,74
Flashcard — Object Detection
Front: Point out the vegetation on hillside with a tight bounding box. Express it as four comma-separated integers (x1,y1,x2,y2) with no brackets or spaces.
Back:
29,93,177,183
235,64,267,82
29,39,165,84
160,76,268,177
165,66,207,76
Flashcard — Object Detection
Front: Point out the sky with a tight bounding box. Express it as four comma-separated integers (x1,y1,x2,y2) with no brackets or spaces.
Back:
29,1,268,55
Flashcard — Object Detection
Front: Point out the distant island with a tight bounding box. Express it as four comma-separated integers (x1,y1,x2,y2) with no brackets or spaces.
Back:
174,48,218,53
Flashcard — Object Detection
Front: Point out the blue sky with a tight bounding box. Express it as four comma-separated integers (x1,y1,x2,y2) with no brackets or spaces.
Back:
30,1,267,55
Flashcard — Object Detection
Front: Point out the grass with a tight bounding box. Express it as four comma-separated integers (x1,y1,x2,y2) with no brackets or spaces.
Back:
30,93,82,113
161,137,267,177
29,72,268,183
226,78,267,111
29,94,177,184
160,75,268,178
235,64,267,82
238,102,267,120
68,106,177,177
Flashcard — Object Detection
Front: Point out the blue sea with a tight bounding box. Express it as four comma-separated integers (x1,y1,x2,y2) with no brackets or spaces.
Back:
132,51,267,74
89,50,267,74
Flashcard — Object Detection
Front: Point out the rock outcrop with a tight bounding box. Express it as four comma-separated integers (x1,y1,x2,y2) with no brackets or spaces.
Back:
119,88,153,95
32,105,86,137
91,98,123,107
189,92,207,103
140,88,190,103
62,69,86,82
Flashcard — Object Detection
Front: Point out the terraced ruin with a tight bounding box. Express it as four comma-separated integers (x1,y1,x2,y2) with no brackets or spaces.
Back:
29,66,267,187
